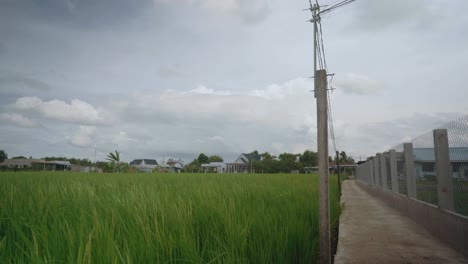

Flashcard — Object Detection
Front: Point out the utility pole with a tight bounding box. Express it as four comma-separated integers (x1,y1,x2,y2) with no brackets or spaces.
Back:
304,1,356,263
316,69,330,264
305,3,330,263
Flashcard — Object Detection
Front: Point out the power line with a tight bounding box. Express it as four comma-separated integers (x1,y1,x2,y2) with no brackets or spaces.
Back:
305,0,356,154
328,76,337,153
318,20,328,71
320,0,356,15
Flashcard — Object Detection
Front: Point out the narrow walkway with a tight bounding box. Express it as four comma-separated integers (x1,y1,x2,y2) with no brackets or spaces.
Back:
334,180,468,264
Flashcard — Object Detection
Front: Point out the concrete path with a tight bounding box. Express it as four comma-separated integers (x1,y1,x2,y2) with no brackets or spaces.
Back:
334,180,468,264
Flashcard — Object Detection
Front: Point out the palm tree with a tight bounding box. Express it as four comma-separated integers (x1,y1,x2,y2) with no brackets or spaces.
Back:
106,150,120,163
106,150,120,172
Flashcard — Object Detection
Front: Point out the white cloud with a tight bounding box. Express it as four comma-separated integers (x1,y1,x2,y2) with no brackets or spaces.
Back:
14,96,111,125
127,78,314,132
334,73,383,95
0,112,37,127
111,131,137,147
188,85,232,96
69,126,96,147
94,78,318,159
209,135,225,142
249,78,310,100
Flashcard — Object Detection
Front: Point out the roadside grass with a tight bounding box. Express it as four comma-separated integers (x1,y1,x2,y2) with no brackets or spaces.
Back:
416,180,468,216
0,172,341,263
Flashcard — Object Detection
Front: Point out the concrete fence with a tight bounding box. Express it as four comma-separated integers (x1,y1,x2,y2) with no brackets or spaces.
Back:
355,126,468,258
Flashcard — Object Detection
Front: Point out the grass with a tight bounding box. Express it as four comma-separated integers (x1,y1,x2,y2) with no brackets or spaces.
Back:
416,180,468,216
0,172,341,263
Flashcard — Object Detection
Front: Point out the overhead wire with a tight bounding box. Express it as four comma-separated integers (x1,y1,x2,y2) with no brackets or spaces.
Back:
320,0,356,15
318,2,338,153
308,0,354,154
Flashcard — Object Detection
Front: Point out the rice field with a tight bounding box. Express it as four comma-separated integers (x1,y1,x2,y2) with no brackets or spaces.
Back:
0,172,341,263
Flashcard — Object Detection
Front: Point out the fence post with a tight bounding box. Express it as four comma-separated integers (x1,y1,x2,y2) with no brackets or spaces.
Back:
389,149,399,193
356,164,364,182
369,159,374,185
404,143,417,199
380,153,388,189
366,162,370,184
374,155,380,187
433,129,455,211
364,163,367,184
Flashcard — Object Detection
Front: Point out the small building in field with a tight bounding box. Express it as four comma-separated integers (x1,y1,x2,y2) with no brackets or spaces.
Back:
158,159,184,173
166,159,184,173
226,153,261,173
201,162,226,173
129,159,158,173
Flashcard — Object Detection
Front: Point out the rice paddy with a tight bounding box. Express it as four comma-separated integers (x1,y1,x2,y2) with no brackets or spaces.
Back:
0,172,341,263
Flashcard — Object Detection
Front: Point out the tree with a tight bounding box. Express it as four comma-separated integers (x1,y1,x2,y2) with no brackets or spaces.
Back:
299,150,317,167
0,150,7,162
208,155,223,162
278,153,301,173
338,151,355,163
261,152,273,160
106,150,121,173
106,150,120,164
185,158,201,172
339,151,347,162
197,153,209,164
250,150,259,156
12,156,27,159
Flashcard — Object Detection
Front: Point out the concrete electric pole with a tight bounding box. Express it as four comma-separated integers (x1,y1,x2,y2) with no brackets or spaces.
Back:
304,1,356,263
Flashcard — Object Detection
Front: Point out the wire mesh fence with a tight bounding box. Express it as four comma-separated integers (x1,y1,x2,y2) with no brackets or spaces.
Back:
355,115,468,217
394,144,407,195
412,131,438,206
441,115,468,216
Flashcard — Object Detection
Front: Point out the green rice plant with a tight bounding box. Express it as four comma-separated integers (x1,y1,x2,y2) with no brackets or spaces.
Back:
0,172,341,263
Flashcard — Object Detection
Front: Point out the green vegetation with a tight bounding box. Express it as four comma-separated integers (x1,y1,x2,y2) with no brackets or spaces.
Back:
0,172,341,263
416,180,468,216
0,150,7,163
185,150,355,174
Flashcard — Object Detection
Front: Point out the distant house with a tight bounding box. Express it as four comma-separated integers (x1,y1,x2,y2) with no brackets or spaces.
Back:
413,147,468,181
159,159,184,173
166,159,184,173
0,159,71,171
129,159,158,173
234,153,261,164
226,153,261,173
201,162,226,173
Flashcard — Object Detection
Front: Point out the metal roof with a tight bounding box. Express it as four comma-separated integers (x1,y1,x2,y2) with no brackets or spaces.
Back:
413,147,468,162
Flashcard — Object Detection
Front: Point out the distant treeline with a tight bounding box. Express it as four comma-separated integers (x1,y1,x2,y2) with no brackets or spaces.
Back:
184,150,355,174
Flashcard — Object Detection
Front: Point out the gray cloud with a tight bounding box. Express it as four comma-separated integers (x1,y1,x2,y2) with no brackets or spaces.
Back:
0,73,51,92
350,0,437,31
0,0,156,30
333,73,383,95
1,0,467,163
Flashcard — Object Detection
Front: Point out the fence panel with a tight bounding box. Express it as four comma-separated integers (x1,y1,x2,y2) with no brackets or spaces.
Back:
411,131,439,205
393,144,407,195
441,115,468,216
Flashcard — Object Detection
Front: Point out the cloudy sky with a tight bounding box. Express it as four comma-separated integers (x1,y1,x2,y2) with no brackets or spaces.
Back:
1,0,467,163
